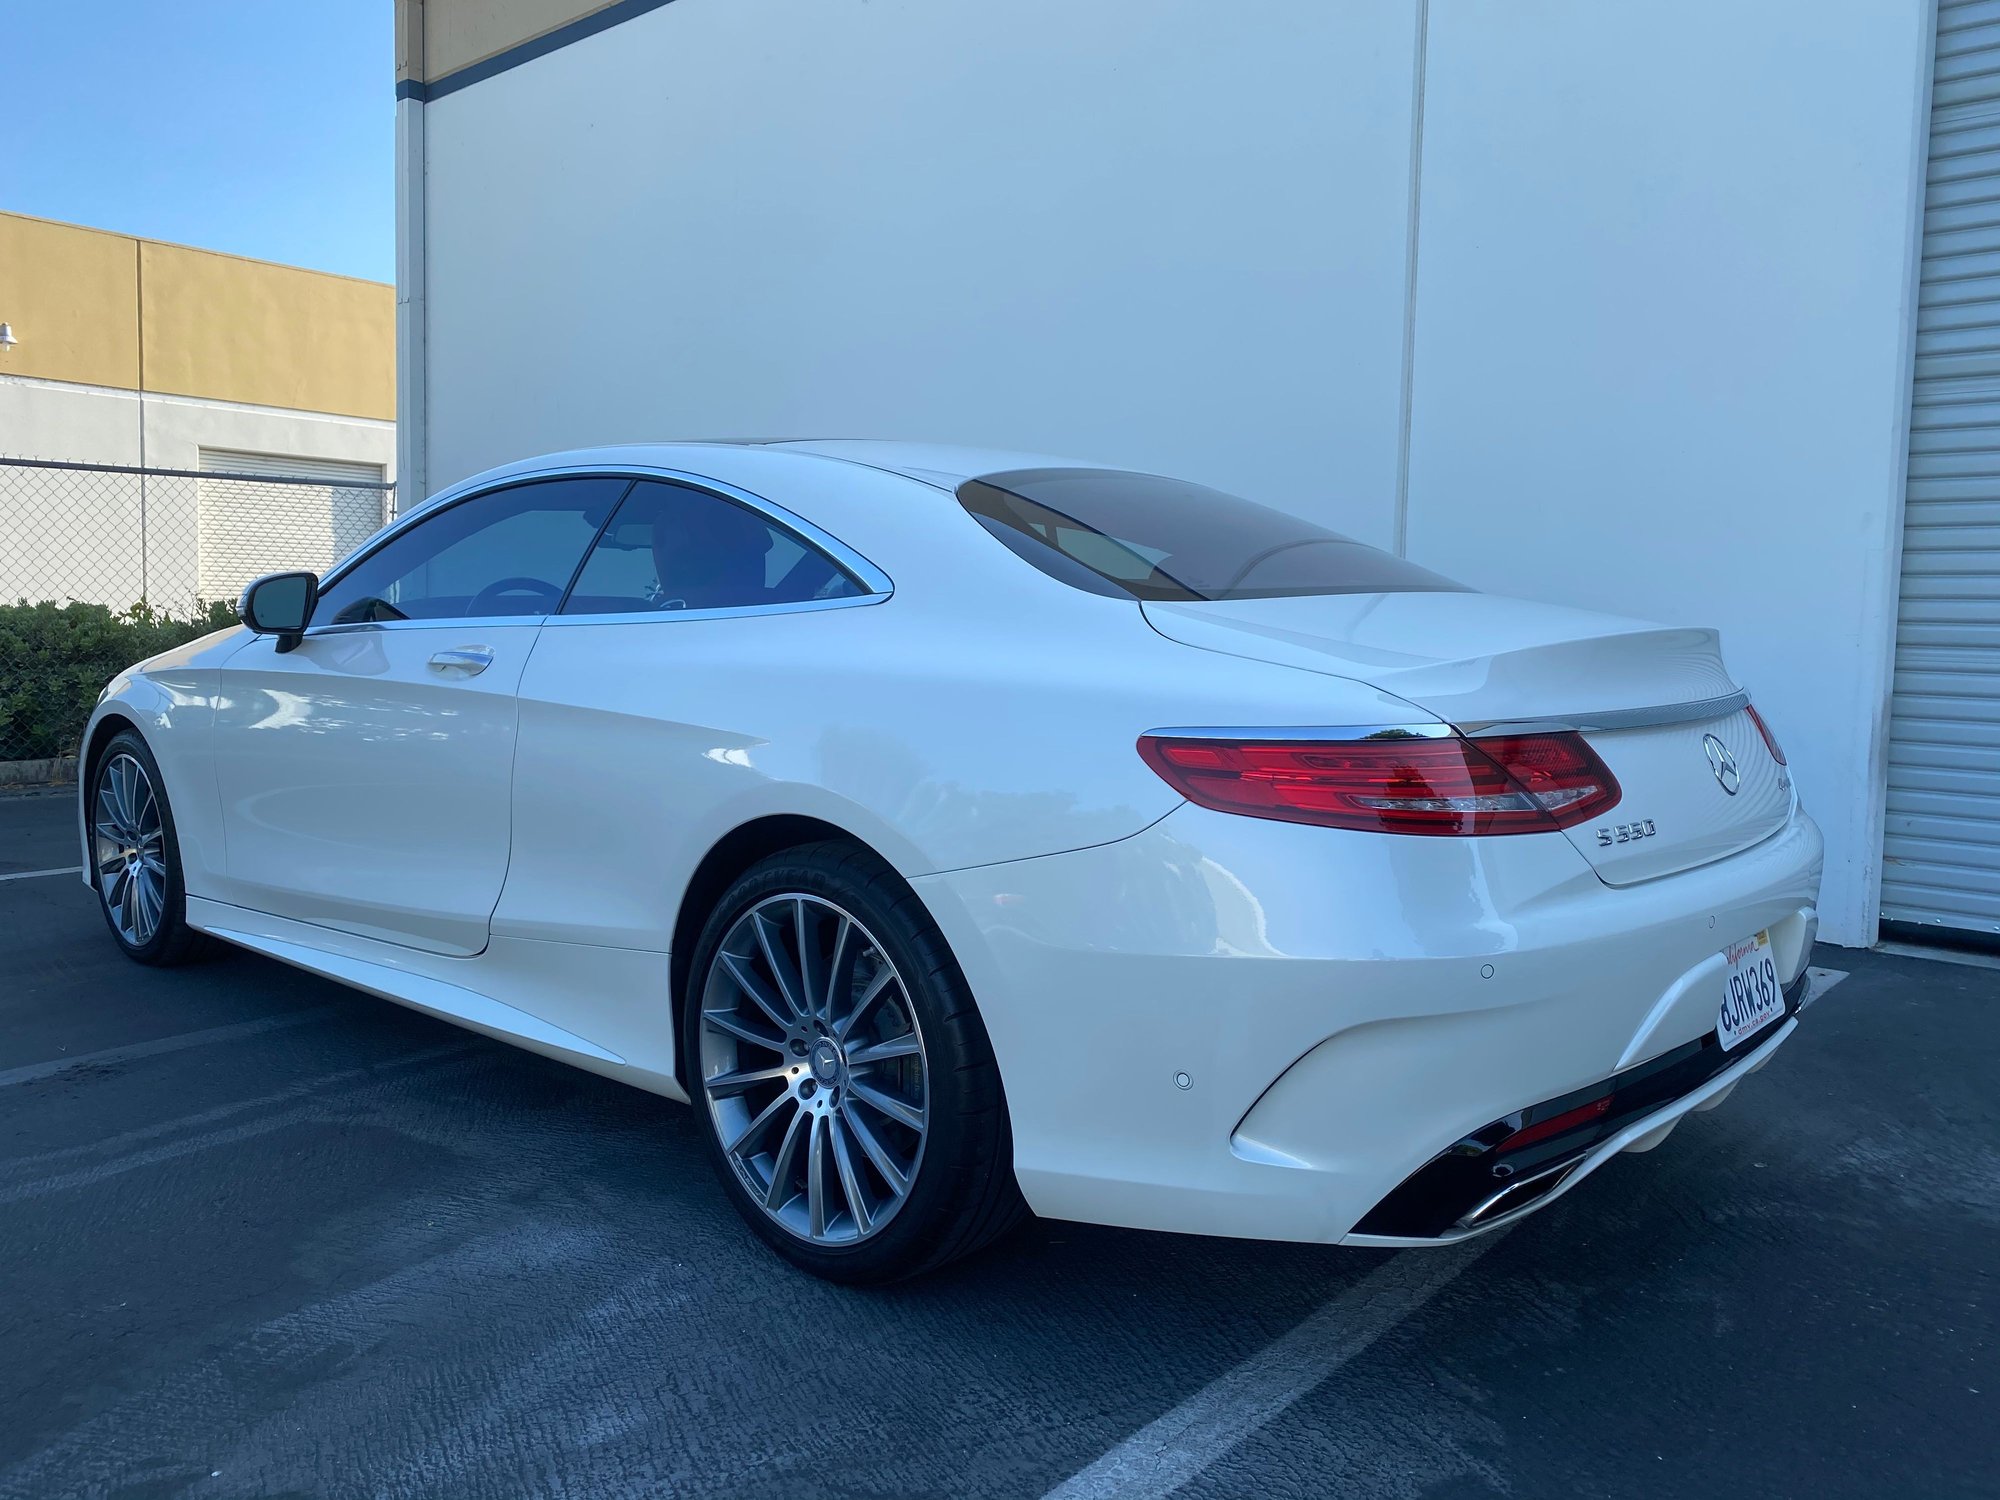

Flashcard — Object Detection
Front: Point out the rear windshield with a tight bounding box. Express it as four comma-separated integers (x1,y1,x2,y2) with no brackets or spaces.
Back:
957,468,1467,601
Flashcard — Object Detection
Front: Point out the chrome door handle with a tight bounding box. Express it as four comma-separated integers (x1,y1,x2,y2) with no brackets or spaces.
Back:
427,646,494,677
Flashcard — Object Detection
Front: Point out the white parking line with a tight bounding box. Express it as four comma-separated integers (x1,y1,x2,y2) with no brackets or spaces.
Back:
0,865,82,882
1041,1234,1500,1499
1800,967,1849,1009
0,1007,345,1090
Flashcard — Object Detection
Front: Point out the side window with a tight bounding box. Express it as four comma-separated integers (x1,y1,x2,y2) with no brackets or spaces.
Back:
312,476,630,627
562,480,864,615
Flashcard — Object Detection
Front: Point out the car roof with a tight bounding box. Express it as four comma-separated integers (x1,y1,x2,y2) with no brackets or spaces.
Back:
421,440,1120,512
768,440,1121,488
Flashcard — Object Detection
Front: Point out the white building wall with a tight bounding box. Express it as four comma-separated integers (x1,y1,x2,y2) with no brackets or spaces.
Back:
1401,0,1934,946
422,0,1426,546
0,375,394,609
410,0,1935,945
0,376,146,467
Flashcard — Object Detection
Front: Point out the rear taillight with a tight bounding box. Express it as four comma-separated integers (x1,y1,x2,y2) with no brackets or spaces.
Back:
1746,704,1787,766
1136,731,1620,836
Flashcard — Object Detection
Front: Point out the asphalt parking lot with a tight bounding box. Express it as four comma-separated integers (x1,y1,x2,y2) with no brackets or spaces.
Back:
1,791,1993,1500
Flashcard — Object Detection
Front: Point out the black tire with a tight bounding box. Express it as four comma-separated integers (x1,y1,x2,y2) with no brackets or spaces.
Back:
86,729,214,967
682,841,1026,1283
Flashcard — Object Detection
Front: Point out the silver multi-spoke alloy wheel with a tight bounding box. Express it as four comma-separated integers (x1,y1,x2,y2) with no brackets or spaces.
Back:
93,751,167,947
698,893,929,1245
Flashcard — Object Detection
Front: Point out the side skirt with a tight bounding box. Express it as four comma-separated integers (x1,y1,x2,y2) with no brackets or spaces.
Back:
184,896,688,1102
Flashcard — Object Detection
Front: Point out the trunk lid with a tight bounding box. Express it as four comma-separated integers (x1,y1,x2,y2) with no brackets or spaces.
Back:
1143,592,1793,884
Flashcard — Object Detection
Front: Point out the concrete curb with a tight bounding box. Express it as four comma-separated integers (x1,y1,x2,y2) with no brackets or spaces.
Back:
0,756,78,788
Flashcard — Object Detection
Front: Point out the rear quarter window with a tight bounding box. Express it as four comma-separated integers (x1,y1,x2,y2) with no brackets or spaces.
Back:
957,468,1467,601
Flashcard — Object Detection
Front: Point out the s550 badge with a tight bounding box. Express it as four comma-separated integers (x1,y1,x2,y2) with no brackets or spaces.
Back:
1597,819,1657,847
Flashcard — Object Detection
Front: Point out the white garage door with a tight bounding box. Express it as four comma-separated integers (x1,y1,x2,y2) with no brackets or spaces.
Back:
1884,0,2000,934
197,449,389,603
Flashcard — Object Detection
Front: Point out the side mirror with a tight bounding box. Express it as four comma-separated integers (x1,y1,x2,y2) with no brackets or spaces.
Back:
237,571,318,653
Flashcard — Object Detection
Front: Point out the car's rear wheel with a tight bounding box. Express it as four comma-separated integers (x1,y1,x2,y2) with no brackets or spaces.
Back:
89,730,211,966
683,841,1024,1282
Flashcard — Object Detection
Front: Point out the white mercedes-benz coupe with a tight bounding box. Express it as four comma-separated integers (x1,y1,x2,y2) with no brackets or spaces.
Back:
80,441,1822,1281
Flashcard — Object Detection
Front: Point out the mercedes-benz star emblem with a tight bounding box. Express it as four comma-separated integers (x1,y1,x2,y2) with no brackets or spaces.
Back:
1703,733,1741,795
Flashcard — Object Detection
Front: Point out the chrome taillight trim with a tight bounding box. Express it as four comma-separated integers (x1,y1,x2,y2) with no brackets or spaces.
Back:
1139,722,1457,742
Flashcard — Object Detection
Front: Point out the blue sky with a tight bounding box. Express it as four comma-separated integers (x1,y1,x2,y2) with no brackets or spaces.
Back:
0,1,394,282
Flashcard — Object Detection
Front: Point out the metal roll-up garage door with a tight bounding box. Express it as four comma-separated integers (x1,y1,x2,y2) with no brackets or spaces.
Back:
196,449,390,604
1884,0,2000,934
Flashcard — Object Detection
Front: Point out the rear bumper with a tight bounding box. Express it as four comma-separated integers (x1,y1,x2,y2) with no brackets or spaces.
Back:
1344,969,1806,1244
915,803,1824,1245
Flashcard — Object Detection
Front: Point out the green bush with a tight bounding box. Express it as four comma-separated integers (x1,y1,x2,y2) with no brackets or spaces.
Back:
0,599,238,763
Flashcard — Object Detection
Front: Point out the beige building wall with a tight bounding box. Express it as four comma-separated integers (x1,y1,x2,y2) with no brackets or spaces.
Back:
0,210,394,421
0,214,140,390
139,241,394,421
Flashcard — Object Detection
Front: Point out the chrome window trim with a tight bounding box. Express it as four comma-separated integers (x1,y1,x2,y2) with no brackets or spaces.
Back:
313,464,895,623
541,593,890,628
298,593,889,641
1142,723,1456,742
1454,689,1749,738
304,614,549,638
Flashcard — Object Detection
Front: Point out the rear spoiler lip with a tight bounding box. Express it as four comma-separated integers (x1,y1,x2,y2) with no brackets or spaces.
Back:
1454,687,1750,738
1141,688,1752,747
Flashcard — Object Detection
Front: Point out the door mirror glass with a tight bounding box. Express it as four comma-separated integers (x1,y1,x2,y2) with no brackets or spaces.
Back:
239,571,318,641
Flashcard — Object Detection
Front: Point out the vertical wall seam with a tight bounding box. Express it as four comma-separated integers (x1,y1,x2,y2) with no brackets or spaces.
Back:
420,100,429,514
1862,0,1942,945
393,0,428,515
394,0,428,516
134,243,148,599
1392,0,1430,559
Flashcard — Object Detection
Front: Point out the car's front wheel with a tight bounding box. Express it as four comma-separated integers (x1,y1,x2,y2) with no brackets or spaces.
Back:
88,729,211,966
683,842,1024,1282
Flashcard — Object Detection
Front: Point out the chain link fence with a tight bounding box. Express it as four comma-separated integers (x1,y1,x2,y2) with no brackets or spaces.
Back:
0,457,396,773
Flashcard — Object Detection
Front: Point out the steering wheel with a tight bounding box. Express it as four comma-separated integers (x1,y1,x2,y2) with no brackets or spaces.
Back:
467,576,565,615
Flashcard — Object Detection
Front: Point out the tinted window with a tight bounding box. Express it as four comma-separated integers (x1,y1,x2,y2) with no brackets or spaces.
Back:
313,476,630,626
957,468,1467,601
561,480,863,615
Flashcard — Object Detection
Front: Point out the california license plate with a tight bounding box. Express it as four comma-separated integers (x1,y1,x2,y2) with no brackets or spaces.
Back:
1718,930,1784,1049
